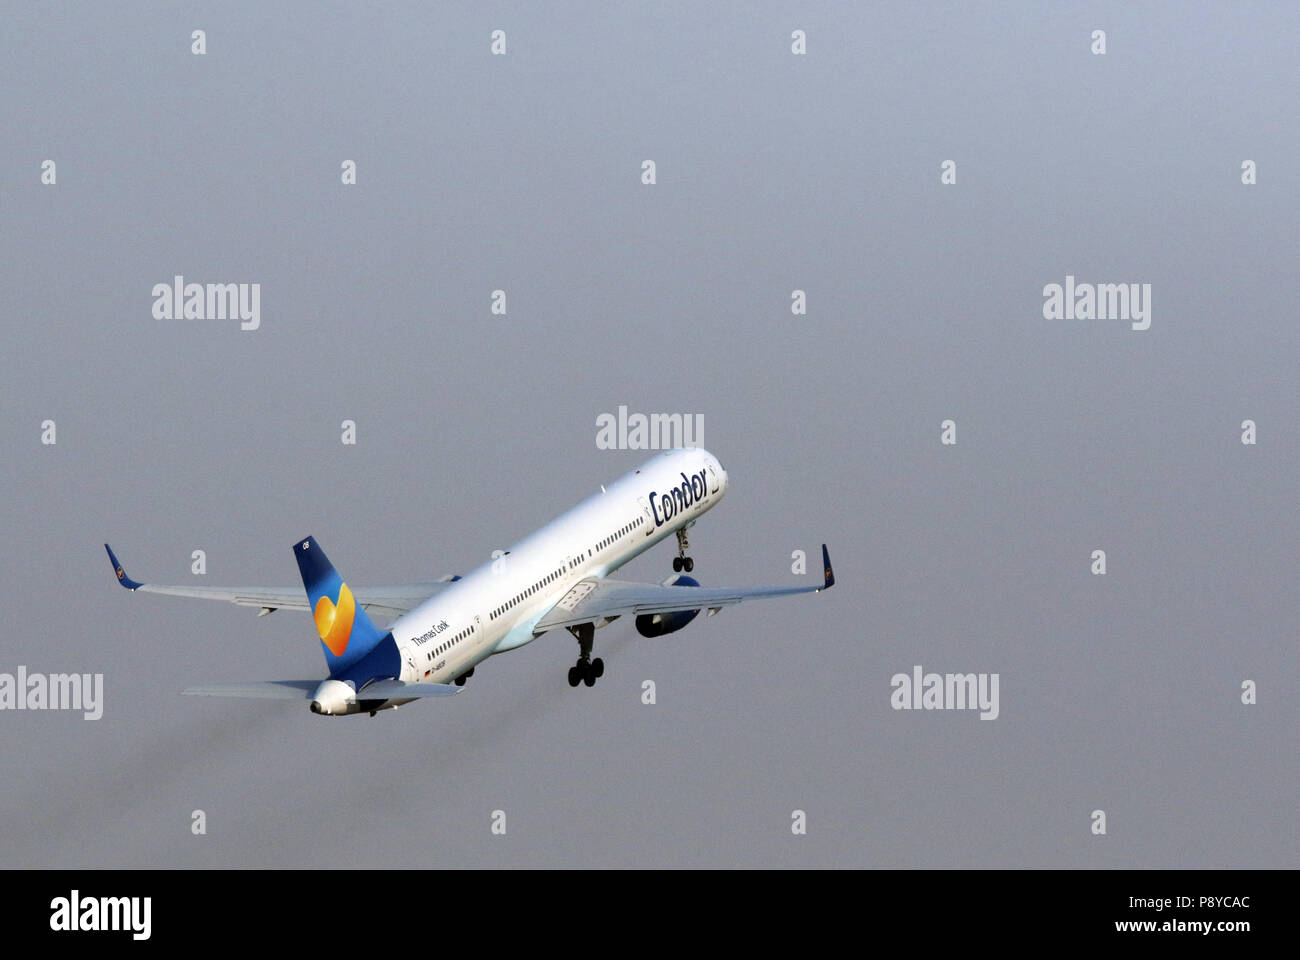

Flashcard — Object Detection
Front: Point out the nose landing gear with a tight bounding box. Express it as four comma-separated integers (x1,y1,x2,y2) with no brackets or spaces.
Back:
673,527,694,573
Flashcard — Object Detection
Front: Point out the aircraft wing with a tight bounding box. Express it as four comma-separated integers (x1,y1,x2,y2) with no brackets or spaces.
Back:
533,544,835,633
105,543,457,620
182,681,319,699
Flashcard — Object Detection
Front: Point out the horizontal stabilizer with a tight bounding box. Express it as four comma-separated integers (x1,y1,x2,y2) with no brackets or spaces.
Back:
181,681,319,700
357,679,462,700
181,678,461,704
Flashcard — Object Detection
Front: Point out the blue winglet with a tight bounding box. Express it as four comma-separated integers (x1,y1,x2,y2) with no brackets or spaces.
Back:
104,543,144,590
821,544,835,589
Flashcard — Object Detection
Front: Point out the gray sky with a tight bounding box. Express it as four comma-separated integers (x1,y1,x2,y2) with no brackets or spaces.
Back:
1,2,1296,867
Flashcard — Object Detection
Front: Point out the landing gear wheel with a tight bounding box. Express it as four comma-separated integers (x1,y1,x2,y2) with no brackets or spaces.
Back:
567,666,581,687
593,657,605,679
454,675,467,686
683,557,694,573
583,667,596,687
672,557,683,572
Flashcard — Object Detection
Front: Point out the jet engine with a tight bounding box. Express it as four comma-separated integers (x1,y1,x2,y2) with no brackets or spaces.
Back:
635,574,701,637
310,679,359,716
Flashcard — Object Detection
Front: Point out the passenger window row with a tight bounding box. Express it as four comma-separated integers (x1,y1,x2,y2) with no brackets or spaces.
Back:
593,518,638,556
488,513,642,624
490,562,568,621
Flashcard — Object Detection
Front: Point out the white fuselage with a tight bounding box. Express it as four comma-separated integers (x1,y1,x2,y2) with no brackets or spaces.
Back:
389,448,728,685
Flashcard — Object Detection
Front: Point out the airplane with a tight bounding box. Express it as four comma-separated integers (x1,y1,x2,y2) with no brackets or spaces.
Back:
104,447,834,717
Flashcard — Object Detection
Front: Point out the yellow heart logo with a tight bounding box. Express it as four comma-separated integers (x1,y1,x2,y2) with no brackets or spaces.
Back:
314,583,356,657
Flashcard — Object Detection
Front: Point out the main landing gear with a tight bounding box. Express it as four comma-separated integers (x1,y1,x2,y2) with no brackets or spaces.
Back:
566,622,604,688
454,667,475,687
672,527,694,573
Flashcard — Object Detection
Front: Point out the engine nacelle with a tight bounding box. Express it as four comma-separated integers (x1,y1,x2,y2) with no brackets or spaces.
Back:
635,575,701,637
310,679,359,716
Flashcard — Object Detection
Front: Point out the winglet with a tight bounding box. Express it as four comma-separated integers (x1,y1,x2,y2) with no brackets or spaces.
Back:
104,543,144,590
821,543,835,590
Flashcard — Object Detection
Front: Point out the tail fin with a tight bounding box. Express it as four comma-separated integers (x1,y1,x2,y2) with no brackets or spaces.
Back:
294,536,388,677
